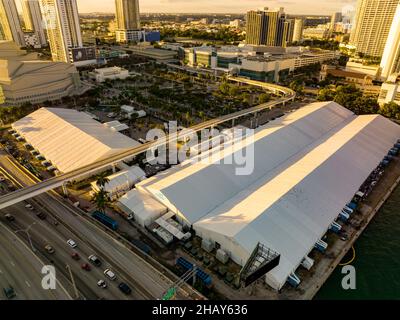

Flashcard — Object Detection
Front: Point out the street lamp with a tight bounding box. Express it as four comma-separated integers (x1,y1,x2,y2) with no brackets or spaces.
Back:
15,222,37,253
65,264,80,300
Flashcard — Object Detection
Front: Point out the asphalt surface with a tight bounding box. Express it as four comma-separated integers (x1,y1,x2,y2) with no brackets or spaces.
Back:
0,222,71,300
0,152,194,300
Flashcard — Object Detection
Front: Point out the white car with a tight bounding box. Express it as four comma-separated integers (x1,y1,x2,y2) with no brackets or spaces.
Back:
67,239,77,248
25,204,34,210
104,269,117,281
97,280,107,289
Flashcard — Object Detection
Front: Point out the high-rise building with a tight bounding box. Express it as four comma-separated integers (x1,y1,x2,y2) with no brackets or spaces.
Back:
39,0,82,62
22,0,47,47
350,0,400,57
292,18,304,43
115,0,141,43
330,12,342,29
246,10,268,46
245,7,291,47
0,0,25,46
380,4,400,79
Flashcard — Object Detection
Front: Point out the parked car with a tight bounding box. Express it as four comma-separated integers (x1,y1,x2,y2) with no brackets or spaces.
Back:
25,204,34,211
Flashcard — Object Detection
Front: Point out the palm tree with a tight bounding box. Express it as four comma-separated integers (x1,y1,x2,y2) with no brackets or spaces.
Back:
95,172,110,190
91,189,111,213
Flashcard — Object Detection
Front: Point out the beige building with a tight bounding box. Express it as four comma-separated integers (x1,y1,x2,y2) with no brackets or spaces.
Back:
0,41,80,105
380,4,400,80
320,64,381,96
22,0,47,47
39,0,83,62
378,73,400,105
245,7,292,47
0,0,25,46
292,18,304,43
90,66,129,83
115,0,141,43
350,0,399,57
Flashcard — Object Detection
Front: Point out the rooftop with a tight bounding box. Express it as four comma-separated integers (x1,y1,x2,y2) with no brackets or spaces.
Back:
12,108,140,173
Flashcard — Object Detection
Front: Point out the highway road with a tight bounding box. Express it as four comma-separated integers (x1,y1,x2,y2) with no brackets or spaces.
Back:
0,222,71,300
0,77,295,209
0,152,200,300
1,201,134,300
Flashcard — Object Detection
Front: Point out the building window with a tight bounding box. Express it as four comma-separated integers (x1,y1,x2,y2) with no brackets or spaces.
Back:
379,90,388,100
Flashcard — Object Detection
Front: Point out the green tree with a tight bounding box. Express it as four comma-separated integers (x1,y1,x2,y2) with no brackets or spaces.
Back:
91,189,111,213
219,82,230,95
258,93,271,104
228,85,239,97
95,172,110,190
379,102,400,120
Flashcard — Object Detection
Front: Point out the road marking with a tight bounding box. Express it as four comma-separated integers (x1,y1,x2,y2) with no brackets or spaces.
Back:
25,280,31,288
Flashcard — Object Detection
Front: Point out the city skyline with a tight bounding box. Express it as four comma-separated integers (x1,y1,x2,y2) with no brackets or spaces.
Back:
73,0,356,15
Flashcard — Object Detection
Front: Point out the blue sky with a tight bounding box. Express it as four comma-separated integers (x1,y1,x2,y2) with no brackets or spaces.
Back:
75,0,357,15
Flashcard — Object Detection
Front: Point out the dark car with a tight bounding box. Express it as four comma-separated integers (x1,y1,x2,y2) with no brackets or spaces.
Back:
3,286,16,299
118,282,132,295
88,255,102,267
36,212,47,220
5,214,15,222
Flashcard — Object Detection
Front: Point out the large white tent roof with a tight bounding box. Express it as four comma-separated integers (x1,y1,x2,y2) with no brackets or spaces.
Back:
137,101,400,290
12,108,140,173
138,101,354,224
91,166,146,196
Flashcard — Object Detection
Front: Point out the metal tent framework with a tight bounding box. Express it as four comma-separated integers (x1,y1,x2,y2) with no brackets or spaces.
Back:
240,242,280,287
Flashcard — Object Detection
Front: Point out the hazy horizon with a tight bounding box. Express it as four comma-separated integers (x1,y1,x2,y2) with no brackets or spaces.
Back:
74,0,357,15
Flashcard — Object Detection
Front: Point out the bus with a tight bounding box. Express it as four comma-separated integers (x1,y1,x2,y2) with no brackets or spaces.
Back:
92,211,118,231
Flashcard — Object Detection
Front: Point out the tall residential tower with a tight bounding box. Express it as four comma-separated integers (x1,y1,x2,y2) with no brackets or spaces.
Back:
380,4,400,79
350,0,400,57
22,0,47,46
292,18,304,43
246,7,292,47
0,0,25,46
115,0,141,43
39,0,82,62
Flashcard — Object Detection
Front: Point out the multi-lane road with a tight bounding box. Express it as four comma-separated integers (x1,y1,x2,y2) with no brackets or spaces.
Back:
0,151,201,300
0,222,71,300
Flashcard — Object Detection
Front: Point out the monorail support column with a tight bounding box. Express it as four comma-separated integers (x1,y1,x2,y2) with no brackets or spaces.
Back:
254,112,259,129
62,183,68,198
